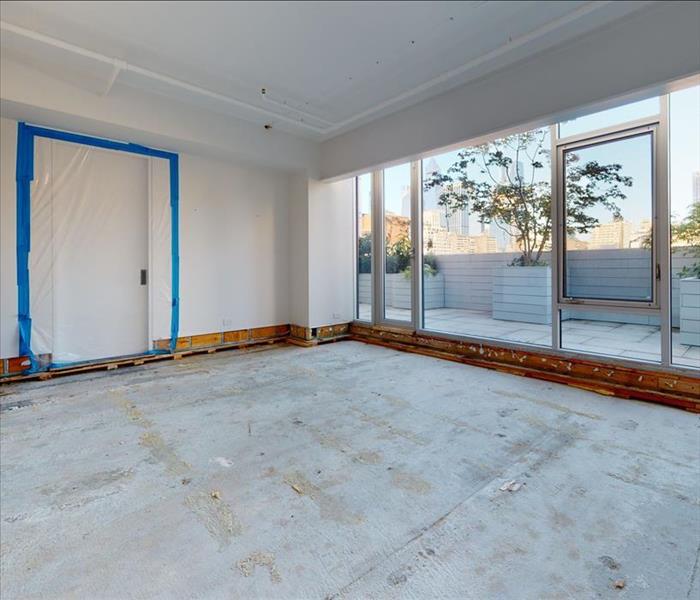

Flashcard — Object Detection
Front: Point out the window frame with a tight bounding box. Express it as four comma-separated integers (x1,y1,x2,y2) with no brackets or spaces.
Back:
353,91,696,373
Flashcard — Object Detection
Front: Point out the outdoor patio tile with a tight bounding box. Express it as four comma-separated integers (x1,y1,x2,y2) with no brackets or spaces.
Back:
360,303,696,365
619,349,662,361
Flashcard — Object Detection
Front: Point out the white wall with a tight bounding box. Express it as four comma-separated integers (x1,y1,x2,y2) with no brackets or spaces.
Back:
0,116,293,358
176,153,291,336
287,174,309,327
320,1,700,180
285,177,355,329
308,178,354,328
0,118,18,358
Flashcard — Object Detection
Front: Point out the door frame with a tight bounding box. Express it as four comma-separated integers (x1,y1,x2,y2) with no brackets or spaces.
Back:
15,122,180,371
371,164,421,330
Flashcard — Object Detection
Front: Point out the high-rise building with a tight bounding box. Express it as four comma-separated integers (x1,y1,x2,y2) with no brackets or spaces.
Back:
400,185,411,218
384,213,410,245
588,219,633,249
693,170,700,204
438,181,469,235
359,213,371,236
500,160,525,184
629,219,652,249
422,160,470,235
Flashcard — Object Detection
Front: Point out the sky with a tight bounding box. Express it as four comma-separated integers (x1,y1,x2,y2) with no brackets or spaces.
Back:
375,85,700,230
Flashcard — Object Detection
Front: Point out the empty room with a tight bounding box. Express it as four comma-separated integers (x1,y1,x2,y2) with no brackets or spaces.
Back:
1,1,699,598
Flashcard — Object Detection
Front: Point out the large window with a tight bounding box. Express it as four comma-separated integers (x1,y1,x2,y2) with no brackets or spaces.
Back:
383,163,412,323
421,127,553,345
354,85,699,371
558,97,660,139
356,173,372,321
670,85,700,368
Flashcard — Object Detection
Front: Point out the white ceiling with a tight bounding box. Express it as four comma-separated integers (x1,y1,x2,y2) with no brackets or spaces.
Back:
0,1,652,140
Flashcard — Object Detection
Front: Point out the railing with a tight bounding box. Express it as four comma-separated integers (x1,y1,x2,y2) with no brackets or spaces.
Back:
359,248,696,326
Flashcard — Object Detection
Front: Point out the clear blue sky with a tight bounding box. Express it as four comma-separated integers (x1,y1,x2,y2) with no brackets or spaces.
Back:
378,85,699,227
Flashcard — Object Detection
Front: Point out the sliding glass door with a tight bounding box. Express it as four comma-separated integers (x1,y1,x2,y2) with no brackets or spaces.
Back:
381,163,413,323
355,173,373,322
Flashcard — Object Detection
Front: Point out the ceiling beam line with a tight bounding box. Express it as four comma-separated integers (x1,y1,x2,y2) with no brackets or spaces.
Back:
0,20,329,134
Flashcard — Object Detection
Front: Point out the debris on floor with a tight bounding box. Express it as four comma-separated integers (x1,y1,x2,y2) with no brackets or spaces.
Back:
235,551,281,584
499,480,525,492
184,490,242,549
599,555,621,570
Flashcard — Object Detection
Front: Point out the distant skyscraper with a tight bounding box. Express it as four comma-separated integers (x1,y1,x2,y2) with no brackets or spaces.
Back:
693,171,700,204
422,159,469,235
500,161,525,184
445,207,469,236
588,220,633,249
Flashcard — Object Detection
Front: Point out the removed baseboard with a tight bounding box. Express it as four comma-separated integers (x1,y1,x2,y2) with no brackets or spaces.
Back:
0,323,296,383
288,323,351,346
349,323,699,413
3,320,696,416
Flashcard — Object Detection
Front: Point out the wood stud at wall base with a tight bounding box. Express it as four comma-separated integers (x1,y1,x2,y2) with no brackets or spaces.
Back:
349,323,700,412
288,323,351,347
2,321,697,416
152,325,291,352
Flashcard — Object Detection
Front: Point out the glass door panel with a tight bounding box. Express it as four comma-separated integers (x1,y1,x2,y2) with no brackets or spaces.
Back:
356,174,372,321
562,130,655,304
383,163,412,322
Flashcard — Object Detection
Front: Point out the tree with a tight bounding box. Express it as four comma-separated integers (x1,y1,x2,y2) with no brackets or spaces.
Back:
385,234,412,274
358,233,372,273
423,128,633,266
673,201,700,278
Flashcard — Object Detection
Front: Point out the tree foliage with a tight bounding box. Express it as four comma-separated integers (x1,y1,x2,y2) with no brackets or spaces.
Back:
385,235,412,274
423,128,633,266
673,201,700,278
357,232,439,276
358,233,372,273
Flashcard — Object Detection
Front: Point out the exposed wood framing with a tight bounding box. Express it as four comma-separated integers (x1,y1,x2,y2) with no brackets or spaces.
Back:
288,323,351,347
152,325,290,351
1,324,294,384
3,320,697,415
350,323,699,412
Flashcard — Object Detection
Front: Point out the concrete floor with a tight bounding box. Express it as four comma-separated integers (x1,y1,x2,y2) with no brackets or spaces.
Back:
359,303,700,367
1,341,698,599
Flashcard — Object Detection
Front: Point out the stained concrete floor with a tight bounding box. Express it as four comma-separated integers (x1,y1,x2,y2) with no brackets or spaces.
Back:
1,341,699,600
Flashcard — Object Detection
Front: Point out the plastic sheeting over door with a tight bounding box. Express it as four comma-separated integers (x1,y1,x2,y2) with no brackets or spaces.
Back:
30,138,152,363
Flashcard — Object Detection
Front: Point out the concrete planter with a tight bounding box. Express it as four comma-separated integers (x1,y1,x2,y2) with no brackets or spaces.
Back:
679,278,700,347
422,273,445,310
672,276,680,329
384,273,444,310
358,272,445,310
358,273,371,305
492,265,551,325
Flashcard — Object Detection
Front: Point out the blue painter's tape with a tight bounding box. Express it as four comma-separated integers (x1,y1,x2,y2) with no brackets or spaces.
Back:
16,123,37,370
15,123,180,373
47,348,171,370
169,155,180,352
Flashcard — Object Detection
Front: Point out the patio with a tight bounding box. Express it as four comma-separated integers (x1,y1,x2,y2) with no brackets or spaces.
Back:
358,304,699,367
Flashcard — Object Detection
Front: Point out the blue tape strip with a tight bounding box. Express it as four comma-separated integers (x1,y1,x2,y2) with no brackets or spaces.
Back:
16,123,37,371
15,123,180,372
169,155,180,353
47,348,171,370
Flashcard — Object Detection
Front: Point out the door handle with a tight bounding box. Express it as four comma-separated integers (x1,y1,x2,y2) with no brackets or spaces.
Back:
140,269,148,286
